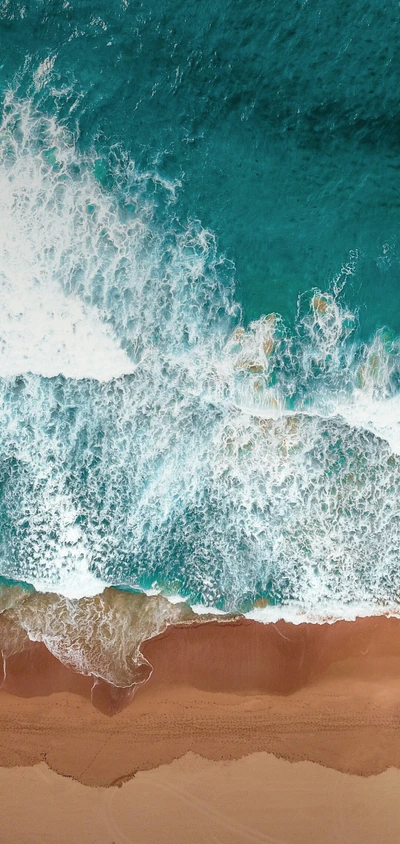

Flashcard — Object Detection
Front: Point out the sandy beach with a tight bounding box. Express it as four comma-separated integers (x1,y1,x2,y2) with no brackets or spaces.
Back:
1,614,400,840
2,753,400,844
1,614,400,780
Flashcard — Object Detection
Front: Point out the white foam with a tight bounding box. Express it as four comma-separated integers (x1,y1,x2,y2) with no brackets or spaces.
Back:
160,593,188,605
190,602,227,616
335,393,400,455
31,568,106,600
1,91,400,618
245,602,400,625
0,281,136,380
0,92,236,599
33,56,56,92
0,95,139,380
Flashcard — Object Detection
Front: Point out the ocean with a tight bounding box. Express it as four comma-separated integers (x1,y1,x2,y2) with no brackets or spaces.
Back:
0,0,399,683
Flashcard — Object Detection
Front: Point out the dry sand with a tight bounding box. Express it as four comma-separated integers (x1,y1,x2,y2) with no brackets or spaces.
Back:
1,615,400,841
2,753,400,844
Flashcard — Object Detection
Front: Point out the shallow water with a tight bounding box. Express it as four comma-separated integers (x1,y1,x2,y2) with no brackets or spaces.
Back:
0,0,399,656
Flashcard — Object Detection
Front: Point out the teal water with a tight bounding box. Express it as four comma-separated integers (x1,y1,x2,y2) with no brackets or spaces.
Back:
2,0,400,332
0,0,400,623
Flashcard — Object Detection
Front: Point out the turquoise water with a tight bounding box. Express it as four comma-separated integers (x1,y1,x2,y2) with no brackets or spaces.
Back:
0,0,400,626
2,0,400,332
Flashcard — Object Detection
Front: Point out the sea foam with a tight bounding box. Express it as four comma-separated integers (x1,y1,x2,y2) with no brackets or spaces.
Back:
0,95,137,380
0,93,400,621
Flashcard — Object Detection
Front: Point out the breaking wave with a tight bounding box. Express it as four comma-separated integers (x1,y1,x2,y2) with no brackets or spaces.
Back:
0,92,400,628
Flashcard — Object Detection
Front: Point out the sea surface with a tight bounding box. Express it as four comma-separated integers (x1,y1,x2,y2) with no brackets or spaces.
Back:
0,0,399,679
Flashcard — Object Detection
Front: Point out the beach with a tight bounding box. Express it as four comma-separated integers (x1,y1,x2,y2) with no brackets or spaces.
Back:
1,614,400,841
2,754,400,844
0,0,399,840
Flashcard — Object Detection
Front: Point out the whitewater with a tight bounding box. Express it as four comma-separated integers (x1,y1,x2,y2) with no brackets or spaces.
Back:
0,91,399,634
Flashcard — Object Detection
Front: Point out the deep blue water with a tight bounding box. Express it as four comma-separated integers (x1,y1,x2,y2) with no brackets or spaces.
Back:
0,0,400,621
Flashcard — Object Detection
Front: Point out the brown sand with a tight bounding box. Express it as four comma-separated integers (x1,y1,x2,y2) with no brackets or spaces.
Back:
2,614,400,841
4,612,400,712
1,615,400,783
2,753,400,844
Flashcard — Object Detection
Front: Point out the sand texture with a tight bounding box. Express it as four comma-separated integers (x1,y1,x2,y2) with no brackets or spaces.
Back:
1,616,400,841
1,753,400,844
0,616,400,784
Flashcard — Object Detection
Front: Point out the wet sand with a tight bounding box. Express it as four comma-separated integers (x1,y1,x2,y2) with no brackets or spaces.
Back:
1,614,400,840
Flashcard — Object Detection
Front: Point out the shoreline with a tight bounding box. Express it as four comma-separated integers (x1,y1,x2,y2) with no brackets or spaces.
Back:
1,613,400,783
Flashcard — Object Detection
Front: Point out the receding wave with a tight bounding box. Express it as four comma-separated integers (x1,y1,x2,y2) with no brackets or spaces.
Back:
0,584,198,688
0,92,400,621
